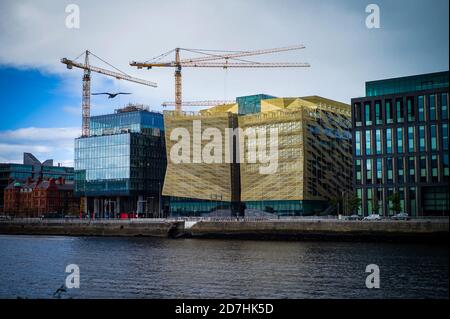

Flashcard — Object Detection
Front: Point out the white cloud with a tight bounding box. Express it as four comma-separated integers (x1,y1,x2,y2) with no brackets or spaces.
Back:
0,0,448,108
0,127,79,166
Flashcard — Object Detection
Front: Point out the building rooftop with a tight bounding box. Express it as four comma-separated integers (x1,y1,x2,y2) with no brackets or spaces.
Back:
365,71,449,97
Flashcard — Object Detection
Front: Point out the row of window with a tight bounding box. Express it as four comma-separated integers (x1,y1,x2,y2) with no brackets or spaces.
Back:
356,187,415,215
355,154,449,185
355,124,449,156
354,93,448,127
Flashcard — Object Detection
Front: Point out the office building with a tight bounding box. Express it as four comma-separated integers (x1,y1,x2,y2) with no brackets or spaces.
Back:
163,94,352,216
74,104,166,217
351,71,449,216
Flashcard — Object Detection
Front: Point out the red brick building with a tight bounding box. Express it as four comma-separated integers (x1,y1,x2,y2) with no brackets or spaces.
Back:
3,177,79,217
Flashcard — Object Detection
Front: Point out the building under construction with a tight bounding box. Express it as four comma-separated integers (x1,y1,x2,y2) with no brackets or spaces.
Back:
74,104,166,218
162,94,353,216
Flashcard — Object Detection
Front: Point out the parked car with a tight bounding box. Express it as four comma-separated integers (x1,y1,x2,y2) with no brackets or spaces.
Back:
391,212,410,220
346,214,362,221
363,214,382,221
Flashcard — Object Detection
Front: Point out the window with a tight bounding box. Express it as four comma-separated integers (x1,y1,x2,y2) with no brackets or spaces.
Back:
443,154,449,178
396,98,404,123
387,187,394,215
431,155,438,182
366,188,373,214
418,96,425,121
386,128,393,154
386,157,393,183
354,103,362,127
419,156,427,182
366,159,372,184
385,100,393,124
365,130,372,155
442,124,448,151
408,156,415,183
356,188,362,214
355,159,362,184
397,127,404,153
397,157,404,184
441,93,448,120
375,101,382,125
409,187,416,217
375,129,382,154
376,188,383,215
399,187,405,213
430,125,438,151
355,131,362,156
407,97,415,122
408,127,415,153
428,95,436,121
419,126,426,152
365,102,372,126
376,158,383,184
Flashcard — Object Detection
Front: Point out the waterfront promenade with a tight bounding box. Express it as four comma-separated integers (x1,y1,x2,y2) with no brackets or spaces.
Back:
0,217,448,242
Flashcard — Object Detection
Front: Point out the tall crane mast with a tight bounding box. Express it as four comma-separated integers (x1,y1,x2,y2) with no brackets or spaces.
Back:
61,50,158,137
130,45,310,112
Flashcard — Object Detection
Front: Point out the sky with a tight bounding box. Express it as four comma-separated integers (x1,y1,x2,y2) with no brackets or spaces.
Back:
0,0,448,166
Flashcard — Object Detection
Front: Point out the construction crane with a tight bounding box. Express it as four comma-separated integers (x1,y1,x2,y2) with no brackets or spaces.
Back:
161,100,235,108
61,50,158,137
130,45,310,112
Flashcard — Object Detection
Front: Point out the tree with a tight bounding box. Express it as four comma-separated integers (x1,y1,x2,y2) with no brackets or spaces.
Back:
372,197,380,215
347,194,362,215
330,195,342,214
388,192,402,215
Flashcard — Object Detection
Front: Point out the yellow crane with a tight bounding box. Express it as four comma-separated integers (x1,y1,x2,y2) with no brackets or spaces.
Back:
130,45,310,112
61,50,158,137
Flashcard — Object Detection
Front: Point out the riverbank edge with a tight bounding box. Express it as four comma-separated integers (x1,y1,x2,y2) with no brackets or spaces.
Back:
0,219,448,243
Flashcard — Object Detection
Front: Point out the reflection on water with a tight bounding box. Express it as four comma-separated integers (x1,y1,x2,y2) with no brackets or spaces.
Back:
0,235,447,299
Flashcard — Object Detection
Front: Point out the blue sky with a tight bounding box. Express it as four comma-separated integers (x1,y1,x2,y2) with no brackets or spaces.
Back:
0,0,448,165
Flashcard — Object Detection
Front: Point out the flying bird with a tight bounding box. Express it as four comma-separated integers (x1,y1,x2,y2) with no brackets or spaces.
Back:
92,92,132,99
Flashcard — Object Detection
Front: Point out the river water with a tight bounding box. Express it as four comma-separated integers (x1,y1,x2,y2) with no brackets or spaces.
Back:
0,235,447,299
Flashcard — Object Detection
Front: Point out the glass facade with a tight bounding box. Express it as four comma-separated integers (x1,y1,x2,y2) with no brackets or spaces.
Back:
396,99,404,123
365,130,372,155
397,127,404,153
386,100,393,124
408,127,415,153
355,131,361,156
237,94,275,115
386,128,393,154
429,95,436,121
375,101,382,124
352,71,449,217
89,110,164,137
418,96,425,121
375,129,382,154
366,71,449,97
74,108,166,201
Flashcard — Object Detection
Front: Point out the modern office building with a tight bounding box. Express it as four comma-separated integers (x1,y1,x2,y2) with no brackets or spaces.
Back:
163,94,353,216
74,104,167,218
351,71,449,217
0,153,74,213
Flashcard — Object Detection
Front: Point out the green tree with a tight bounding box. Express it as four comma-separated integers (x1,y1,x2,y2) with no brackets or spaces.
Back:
388,192,402,215
372,197,380,215
347,194,362,215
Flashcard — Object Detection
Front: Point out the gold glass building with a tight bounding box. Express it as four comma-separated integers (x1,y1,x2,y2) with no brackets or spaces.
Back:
162,94,352,216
